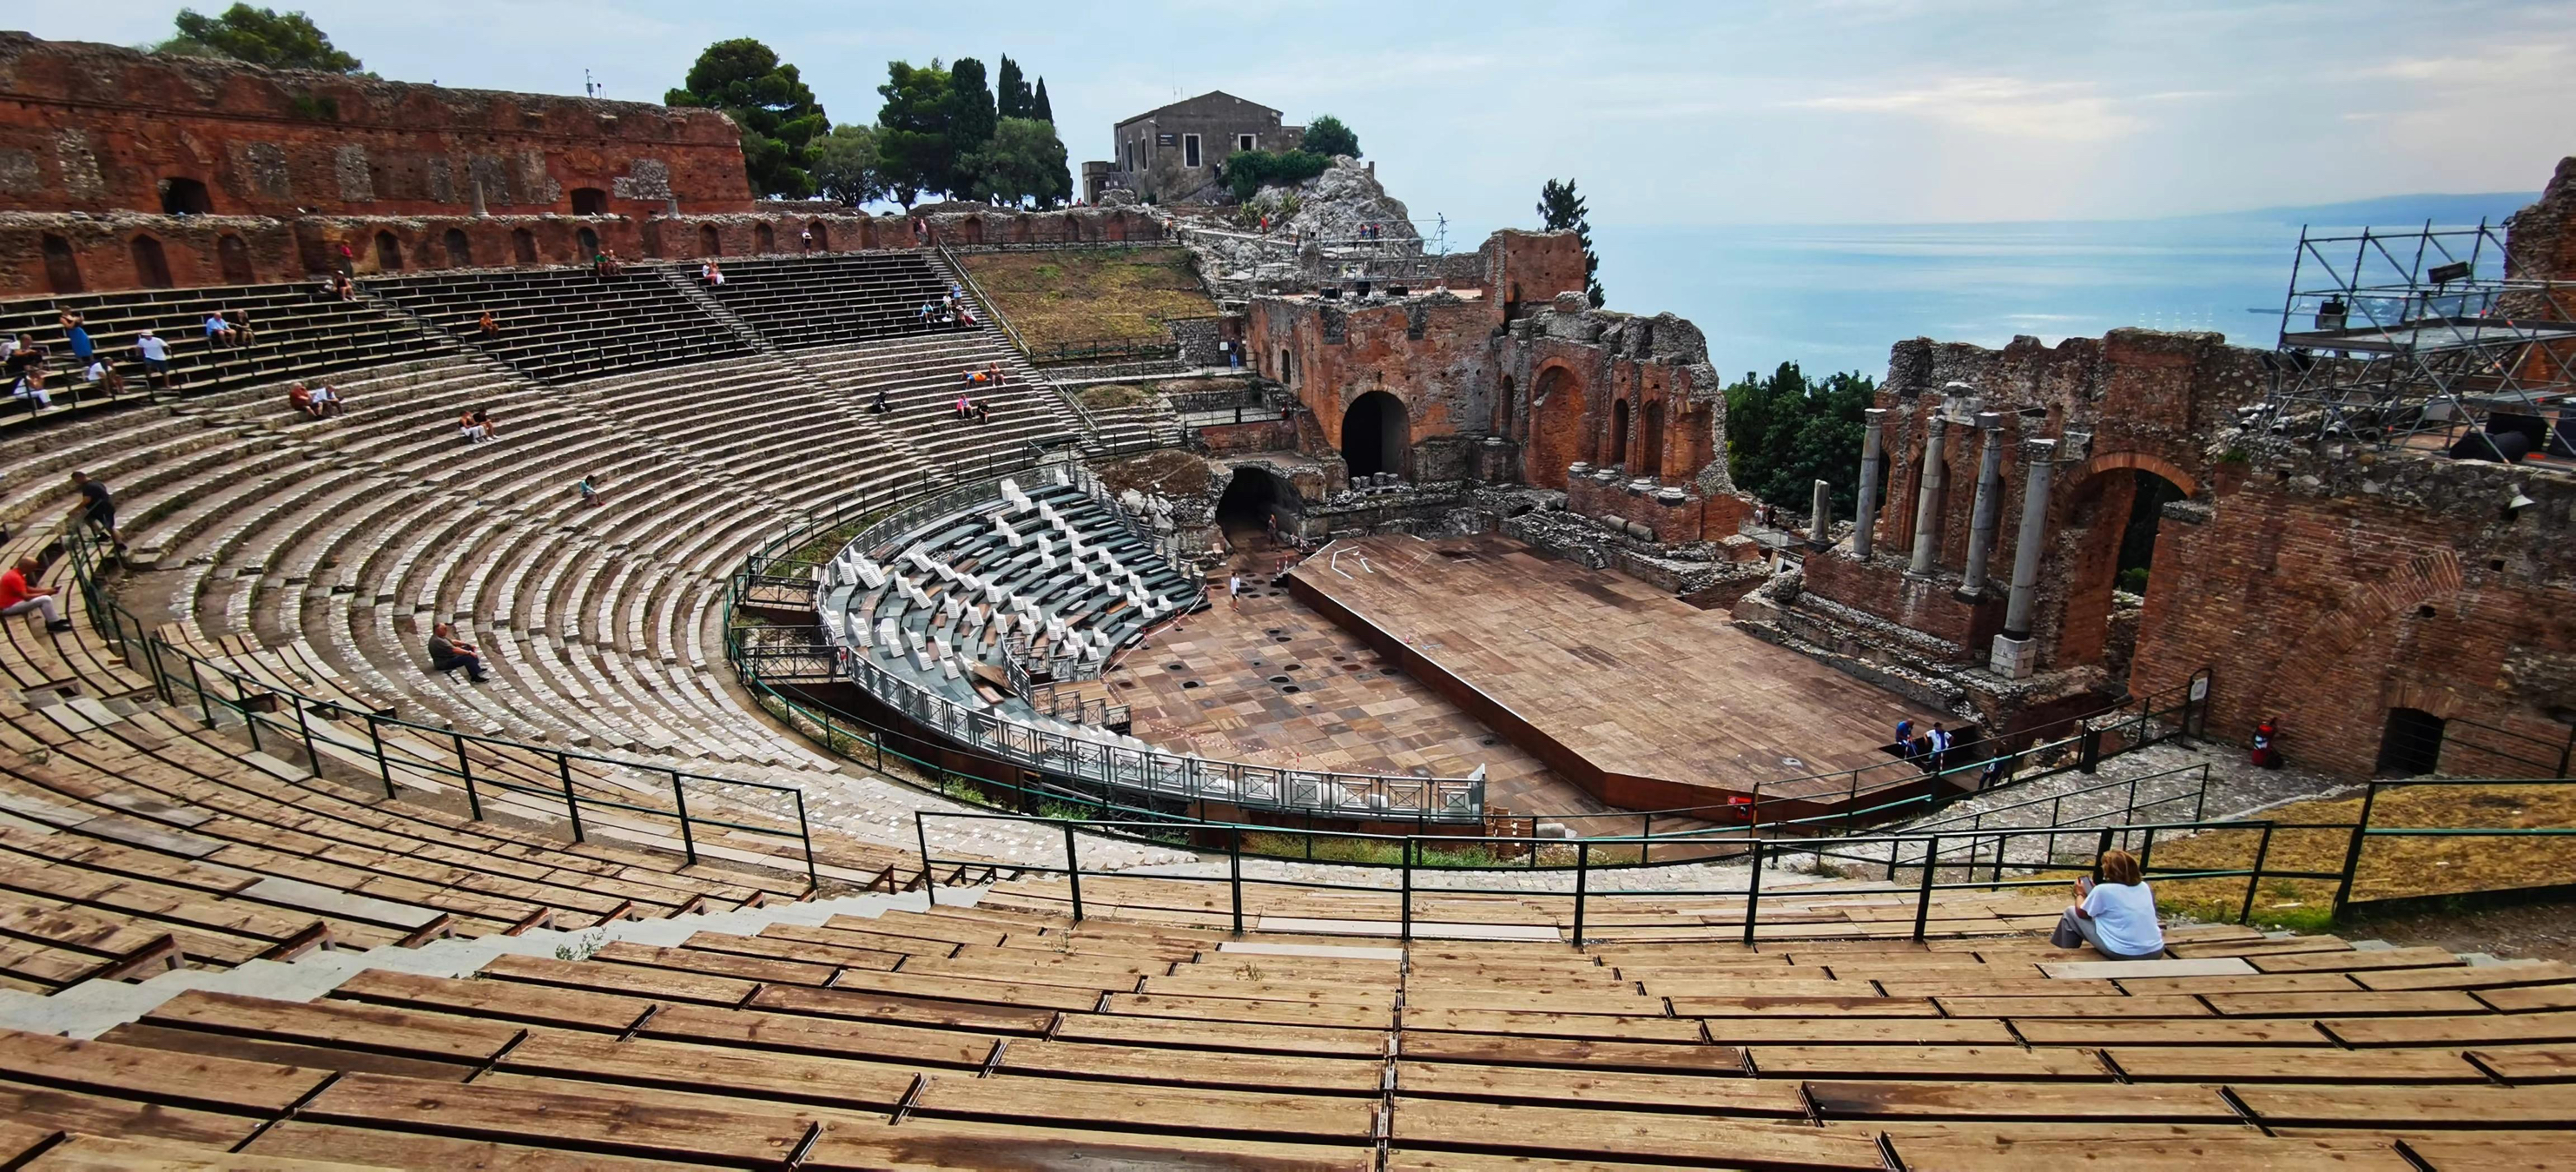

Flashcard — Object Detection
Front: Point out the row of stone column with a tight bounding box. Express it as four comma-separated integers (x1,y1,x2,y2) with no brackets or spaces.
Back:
1837,403,2055,678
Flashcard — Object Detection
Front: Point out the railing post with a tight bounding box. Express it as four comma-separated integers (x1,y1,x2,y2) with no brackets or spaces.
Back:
795,789,818,892
670,770,697,866
292,692,319,774
1400,838,1414,943
556,755,585,843
2241,823,2275,924
916,814,936,904
1913,833,1939,942
1742,838,1764,947
2078,726,2102,773
1230,825,1245,937
1064,821,1084,923
1572,840,1589,945
188,658,213,725
234,676,260,752
456,732,481,820
143,637,171,705
2094,827,2114,877
367,716,394,799
2330,782,2381,916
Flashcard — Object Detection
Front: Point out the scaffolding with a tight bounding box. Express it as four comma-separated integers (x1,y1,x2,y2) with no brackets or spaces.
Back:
2257,221,2576,461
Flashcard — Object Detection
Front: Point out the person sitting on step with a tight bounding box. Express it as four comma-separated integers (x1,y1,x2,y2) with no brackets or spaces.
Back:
427,622,491,683
2051,848,2165,960
288,382,324,419
309,381,346,417
0,556,73,632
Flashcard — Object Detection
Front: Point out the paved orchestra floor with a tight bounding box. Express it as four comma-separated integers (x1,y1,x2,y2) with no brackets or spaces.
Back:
1287,533,1948,804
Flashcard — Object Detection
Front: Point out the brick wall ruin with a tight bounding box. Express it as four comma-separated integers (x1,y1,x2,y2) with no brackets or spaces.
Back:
0,33,748,218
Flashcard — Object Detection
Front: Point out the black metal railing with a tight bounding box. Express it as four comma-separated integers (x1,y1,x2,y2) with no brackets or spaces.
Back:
61,526,831,892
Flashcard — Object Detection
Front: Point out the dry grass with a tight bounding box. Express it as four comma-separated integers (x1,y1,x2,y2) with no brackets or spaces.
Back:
1077,384,1152,410
2144,782,2576,927
960,248,1216,348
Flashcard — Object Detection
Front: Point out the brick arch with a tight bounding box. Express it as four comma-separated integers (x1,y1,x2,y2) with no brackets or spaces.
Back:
1527,361,1589,490
2077,450,2199,498
2291,547,2464,665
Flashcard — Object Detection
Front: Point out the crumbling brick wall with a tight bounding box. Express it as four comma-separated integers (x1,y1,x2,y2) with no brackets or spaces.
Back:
2130,455,2576,776
1802,329,2264,670
0,33,750,218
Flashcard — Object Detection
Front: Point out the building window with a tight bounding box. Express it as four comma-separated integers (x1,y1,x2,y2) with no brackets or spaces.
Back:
1238,134,1255,151
1183,135,1201,168
571,188,609,215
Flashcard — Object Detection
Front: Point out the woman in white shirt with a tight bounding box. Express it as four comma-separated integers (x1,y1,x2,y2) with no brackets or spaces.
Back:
2051,848,2165,960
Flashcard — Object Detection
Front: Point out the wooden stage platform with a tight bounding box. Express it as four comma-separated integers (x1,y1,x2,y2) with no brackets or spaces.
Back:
1288,533,1951,815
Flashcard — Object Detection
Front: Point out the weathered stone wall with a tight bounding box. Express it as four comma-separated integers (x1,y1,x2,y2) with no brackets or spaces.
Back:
1801,329,2265,673
0,33,747,218
2129,454,2576,777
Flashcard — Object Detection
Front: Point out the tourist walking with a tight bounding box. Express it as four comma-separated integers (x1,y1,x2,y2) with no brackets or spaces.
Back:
67,471,123,550
135,328,174,388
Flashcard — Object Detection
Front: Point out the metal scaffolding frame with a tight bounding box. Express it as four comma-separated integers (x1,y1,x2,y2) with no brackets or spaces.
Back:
2257,221,2576,461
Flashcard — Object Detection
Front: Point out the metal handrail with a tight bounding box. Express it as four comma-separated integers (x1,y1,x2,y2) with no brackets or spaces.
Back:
61,527,831,892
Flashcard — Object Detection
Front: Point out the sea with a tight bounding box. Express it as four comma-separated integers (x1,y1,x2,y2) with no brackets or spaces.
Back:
1579,192,2540,381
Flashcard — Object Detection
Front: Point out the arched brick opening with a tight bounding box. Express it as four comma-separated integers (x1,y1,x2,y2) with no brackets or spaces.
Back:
129,235,173,288
512,228,538,264
41,234,83,293
1342,390,1410,478
1217,466,1303,544
1528,363,1589,490
699,224,723,256
576,228,600,259
756,222,776,253
1640,399,1666,480
1608,399,1630,468
809,221,831,250
373,231,405,272
2056,456,2196,675
216,234,255,284
158,176,212,215
441,228,472,268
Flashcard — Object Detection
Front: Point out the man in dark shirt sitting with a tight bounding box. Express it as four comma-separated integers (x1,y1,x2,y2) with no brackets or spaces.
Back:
427,622,491,683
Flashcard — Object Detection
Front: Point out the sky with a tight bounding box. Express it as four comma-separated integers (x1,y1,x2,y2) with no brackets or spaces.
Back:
30,1,2576,239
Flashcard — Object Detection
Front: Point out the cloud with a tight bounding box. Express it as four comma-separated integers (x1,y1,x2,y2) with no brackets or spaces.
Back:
1782,76,2147,142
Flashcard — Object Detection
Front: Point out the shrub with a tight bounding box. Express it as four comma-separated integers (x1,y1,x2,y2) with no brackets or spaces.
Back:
1223,150,1331,202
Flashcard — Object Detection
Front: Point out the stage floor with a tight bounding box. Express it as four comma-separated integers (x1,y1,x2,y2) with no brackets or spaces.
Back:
1289,533,1949,806
1102,547,1618,819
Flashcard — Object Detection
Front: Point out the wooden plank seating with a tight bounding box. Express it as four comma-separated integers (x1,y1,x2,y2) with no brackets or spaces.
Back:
1,886,2572,1167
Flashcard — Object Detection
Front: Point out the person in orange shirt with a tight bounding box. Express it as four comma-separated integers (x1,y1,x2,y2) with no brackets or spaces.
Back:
0,557,71,632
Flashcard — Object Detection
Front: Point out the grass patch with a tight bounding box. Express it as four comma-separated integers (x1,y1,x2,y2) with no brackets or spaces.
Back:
1077,383,1152,410
960,248,1216,350
2142,782,2576,920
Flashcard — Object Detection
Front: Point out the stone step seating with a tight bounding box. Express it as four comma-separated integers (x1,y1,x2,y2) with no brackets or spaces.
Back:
704,249,973,350
51,347,1116,877
0,681,829,996
1086,394,1185,453
1,891,2565,1169
802,330,1088,471
0,283,413,431
365,266,748,383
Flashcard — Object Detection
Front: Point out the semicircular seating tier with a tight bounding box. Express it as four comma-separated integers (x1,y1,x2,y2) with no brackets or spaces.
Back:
0,259,1199,992
818,470,1487,821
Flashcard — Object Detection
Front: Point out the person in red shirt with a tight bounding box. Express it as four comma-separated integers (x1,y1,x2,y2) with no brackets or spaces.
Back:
0,557,71,632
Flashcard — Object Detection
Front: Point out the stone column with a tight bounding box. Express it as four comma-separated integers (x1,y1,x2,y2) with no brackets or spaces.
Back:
1853,408,1886,560
1809,480,1833,550
1991,437,2057,679
1906,414,1948,575
1958,413,2006,593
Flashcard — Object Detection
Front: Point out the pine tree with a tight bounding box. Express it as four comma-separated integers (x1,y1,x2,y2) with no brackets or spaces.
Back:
1032,77,1053,124
1536,177,1605,308
666,39,829,199
874,59,951,208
